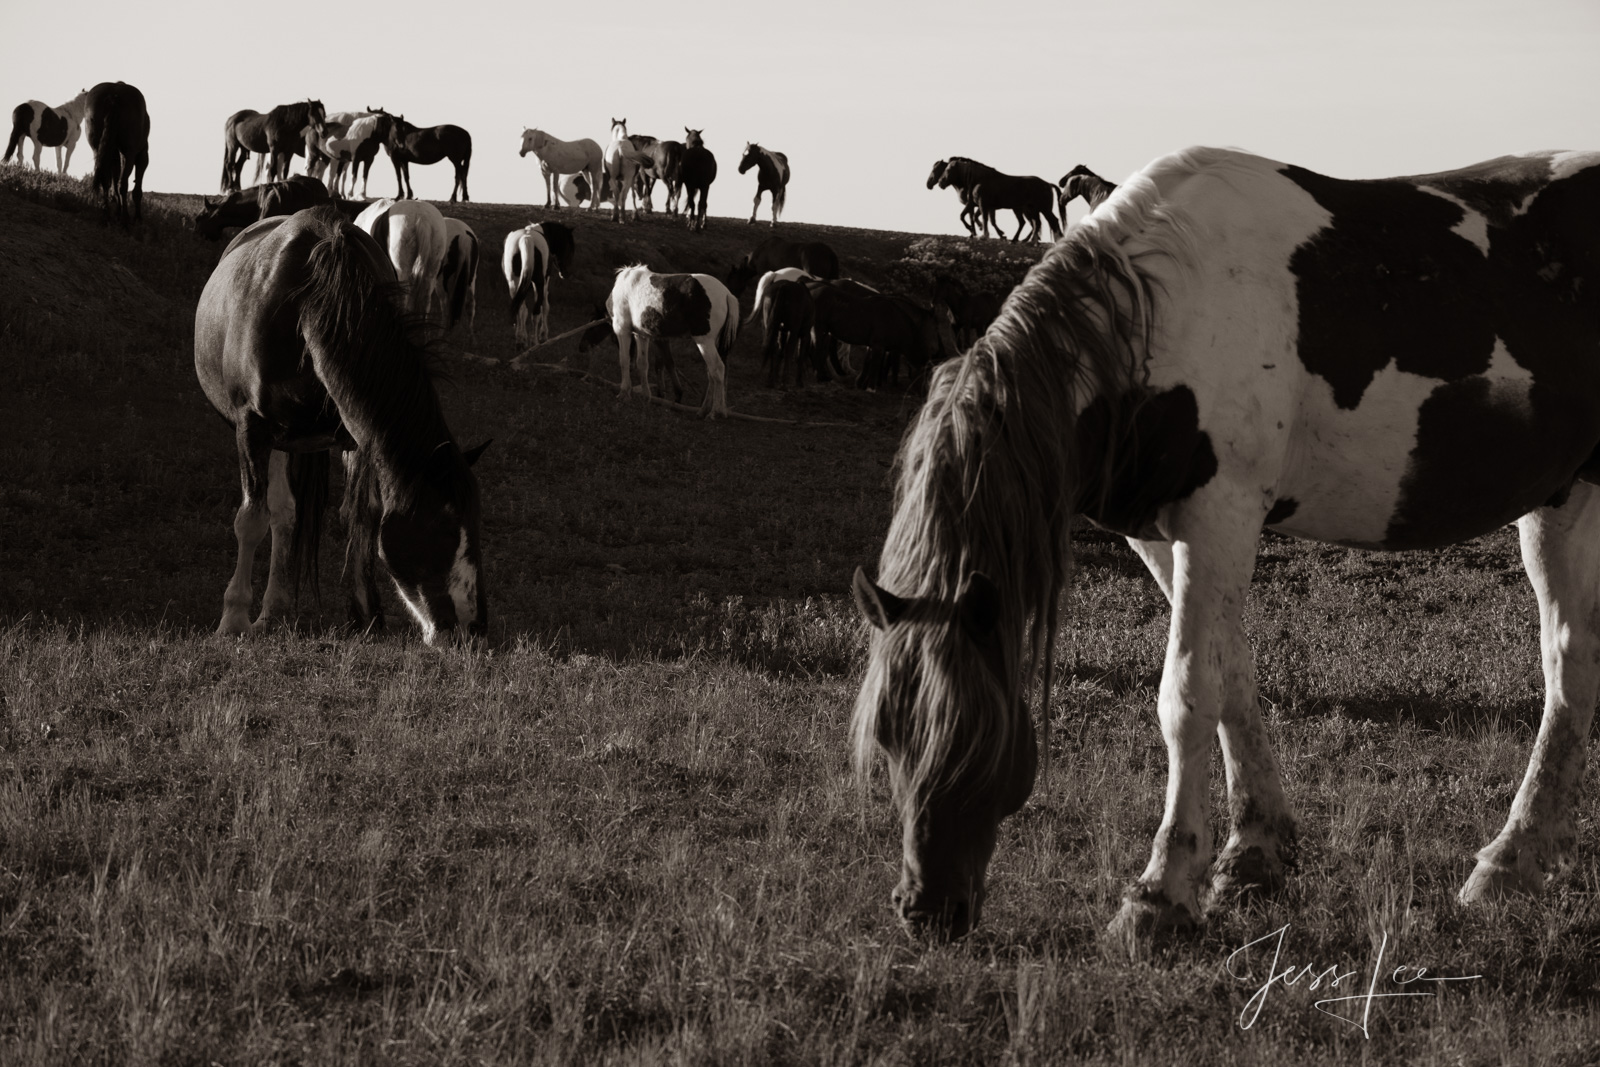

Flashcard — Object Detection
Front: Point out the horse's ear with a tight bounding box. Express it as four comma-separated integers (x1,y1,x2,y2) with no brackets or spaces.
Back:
462,439,492,467
853,567,909,631
956,572,1001,643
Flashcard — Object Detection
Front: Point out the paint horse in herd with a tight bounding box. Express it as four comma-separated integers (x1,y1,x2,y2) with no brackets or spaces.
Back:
681,129,716,232
738,143,789,226
84,81,149,225
604,266,739,417
502,221,576,347
851,146,1600,952
354,198,450,319
5,90,88,173
194,206,488,642
520,128,603,211
1057,163,1118,219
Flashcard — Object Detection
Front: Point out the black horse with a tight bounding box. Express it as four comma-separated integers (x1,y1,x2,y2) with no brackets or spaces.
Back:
84,81,149,225
377,111,472,202
194,175,333,240
927,159,996,238
934,157,1060,242
627,134,685,214
725,236,840,296
806,279,956,390
931,274,1003,349
758,278,819,387
1057,163,1118,218
263,99,324,182
738,142,790,226
681,128,716,232
221,109,271,192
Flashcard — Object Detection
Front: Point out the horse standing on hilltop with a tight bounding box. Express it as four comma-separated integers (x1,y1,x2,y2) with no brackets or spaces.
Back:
220,109,271,192
850,146,1600,952
928,159,995,238
628,134,685,214
519,127,604,211
380,112,472,202
1057,163,1118,218
354,197,450,319
194,205,488,642
738,142,789,226
5,90,88,173
263,99,324,181
932,156,1060,242
601,118,649,222
680,128,716,232
84,81,148,225
605,266,739,417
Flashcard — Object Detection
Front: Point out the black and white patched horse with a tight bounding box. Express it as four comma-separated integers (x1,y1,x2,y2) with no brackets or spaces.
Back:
220,109,271,192
738,142,790,226
502,224,550,346
851,146,1600,950
84,82,149,225
520,127,604,211
1057,163,1118,219
606,266,740,416
194,205,488,642
933,156,1061,242
353,198,450,319
681,128,716,232
725,236,840,297
263,99,325,182
439,217,479,337
6,90,88,173
601,118,650,222
378,111,472,202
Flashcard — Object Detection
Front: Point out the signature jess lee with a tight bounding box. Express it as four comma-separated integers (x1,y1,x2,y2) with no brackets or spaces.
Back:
1227,924,1481,1037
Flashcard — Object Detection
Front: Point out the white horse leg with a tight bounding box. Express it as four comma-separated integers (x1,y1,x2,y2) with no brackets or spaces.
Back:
694,336,728,418
1108,497,1264,952
1462,483,1600,901
255,450,297,631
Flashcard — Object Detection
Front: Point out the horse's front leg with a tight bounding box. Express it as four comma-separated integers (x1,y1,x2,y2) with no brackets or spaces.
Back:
1462,484,1600,901
1108,500,1266,955
749,189,760,225
218,420,273,635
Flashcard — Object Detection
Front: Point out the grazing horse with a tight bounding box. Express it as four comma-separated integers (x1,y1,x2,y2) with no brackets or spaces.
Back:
502,225,552,346
850,146,1600,950
681,128,716,232
83,82,149,225
808,280,955,390
220,109,271,192
377,112,472,202
607,265,739,417
928,159,996,238
628,135,685,214
738,142,790,226
519,127,603,211
725,236,841,297
194,175,329,240
194,205,487,642
6,90,88,173
931,273,1003,348
758,278,817,387
1058,163,1118,218
263,99,325,181
934,156,1060,242
601,118,649,222
353,198,450,319
439,217,479,336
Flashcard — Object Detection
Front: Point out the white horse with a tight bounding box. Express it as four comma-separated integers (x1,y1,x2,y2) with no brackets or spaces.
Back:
607,265,739,417
353,198,449,319
302,111,381,197
4,90,88,172
501,225,552,346
601,118,649,223
439,217,479,337
519,128,603,212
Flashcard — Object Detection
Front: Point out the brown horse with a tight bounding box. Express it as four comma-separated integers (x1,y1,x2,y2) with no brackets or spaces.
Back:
681,129,716,232
738,142,790,226
377,111,472,202
84,81,149,225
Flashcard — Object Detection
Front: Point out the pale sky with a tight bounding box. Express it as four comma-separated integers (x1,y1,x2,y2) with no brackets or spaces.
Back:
4,0,1596,234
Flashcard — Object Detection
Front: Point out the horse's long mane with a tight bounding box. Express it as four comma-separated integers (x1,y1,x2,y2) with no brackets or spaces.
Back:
294,207,450,487
853,161,1196,805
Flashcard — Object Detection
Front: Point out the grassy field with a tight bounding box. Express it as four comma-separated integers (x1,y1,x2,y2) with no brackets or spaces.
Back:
2,169,1598,1065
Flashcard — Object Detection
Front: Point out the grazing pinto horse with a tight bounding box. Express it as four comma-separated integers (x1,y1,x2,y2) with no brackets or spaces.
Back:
439,218,479,337
680,128,716,232
377,113,472,202
601,119,649,222
738,143,790,226
519,128,604,211
1058,163,1117,219
725,236,840,297
263,99,325,181
83,82,149,225
607,266,739,417
934,157,1060,242
220,109,271,192
6,90,88,173
195,206,487,642
850,146,1600,949
354,198,450,319
502,225,552,346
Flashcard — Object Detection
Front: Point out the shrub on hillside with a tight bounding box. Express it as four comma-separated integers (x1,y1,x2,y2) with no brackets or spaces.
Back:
886,236,1043,305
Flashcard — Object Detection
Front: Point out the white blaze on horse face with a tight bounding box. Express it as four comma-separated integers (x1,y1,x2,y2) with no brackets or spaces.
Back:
1419,186,1491,255
448,527,478,629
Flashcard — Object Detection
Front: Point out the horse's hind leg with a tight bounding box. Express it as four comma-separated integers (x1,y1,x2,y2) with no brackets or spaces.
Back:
219,422,274,635
255,450,297,630
341,451,385,633
693,335,728,417
1462,484,1600,901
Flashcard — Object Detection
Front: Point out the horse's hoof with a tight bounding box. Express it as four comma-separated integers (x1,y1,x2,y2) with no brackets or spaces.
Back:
1210,845,1289,904
1105,886,1199,959
1460,848,1551,903
216,617,250,637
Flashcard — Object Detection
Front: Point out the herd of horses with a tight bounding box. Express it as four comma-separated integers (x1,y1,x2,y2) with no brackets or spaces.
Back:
6,81,149,223
12,78,1600,961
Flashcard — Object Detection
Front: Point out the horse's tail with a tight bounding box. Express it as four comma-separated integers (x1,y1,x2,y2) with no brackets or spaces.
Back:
449,232,477,327
717,290,740,359
220,137,235,192
5,106,28,164
509,246,543,325
289,450,330,606
86,100,120,197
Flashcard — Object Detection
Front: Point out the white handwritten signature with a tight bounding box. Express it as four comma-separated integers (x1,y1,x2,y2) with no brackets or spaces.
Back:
1227,924,1481,1037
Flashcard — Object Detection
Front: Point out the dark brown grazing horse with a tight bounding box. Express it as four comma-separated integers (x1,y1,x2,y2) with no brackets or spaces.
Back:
738,142,790,226
84,81,149,225
379,111,472,202
725,236,840,296
221,109,271,192
680,128,716,232
627,134,685,214
807,279,957,390
263,100,325,181
936,157,1061,242
932,273,1003,348
194,175,332,240
194,205,488,641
